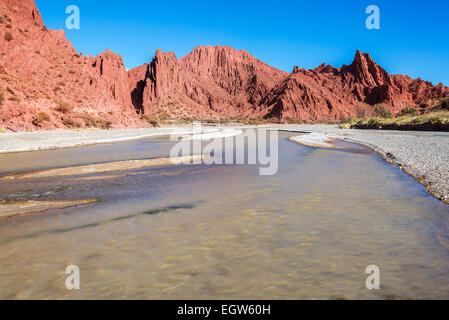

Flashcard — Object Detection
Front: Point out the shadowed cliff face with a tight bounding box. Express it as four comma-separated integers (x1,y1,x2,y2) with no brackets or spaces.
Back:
129,47,448,122
1,0,448,131
128,46,288,119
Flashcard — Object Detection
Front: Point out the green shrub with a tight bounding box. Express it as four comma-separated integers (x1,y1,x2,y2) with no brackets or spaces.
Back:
401,106,418,116
32,112,51,126
411,116,425,124
428,116,445,124
144,114,159,127
4,32,13,42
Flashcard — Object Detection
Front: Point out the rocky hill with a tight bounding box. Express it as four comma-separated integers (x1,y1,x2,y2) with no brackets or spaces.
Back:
263,51,449,121
128,45,288,120
0,0,143,131
1,0,447,131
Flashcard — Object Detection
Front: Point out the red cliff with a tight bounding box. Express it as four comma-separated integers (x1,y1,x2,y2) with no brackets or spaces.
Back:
1,0,448,131
128,45,288,120
263,51,449,121
0,0,143,131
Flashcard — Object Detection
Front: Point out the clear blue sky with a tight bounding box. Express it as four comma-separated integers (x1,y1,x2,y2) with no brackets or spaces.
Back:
35,0,449,85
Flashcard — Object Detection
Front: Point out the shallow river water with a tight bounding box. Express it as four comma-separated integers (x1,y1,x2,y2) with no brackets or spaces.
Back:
0,132,448,299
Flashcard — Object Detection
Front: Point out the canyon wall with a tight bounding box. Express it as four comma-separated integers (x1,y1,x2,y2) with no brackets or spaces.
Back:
1,0,448,131
128,46,288,119
0,0,144,131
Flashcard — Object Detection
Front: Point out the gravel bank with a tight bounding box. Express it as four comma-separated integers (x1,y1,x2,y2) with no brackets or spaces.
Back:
280,124,449,204
0,128,193,153
0,126,241,154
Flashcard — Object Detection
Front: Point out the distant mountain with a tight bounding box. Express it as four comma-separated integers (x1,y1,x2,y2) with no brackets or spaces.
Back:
263,51,449,121
128,45,288,119
1,0,448,131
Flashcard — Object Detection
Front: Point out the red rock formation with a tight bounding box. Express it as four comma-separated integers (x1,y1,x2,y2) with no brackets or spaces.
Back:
0,0,144,131
1,0,448,131
128,45,288,119
264,51,449,121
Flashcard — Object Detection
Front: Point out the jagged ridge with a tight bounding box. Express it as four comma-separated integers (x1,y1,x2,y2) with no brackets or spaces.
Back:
1,0,448,131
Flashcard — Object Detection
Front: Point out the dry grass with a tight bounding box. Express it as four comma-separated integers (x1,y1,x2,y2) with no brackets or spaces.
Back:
32,112,51,126
82,115,112,129
4,31,13,42
55,100,72,113
144,114,159,127
341,111,449,130
62,118,81,128
400,106,418,116
341,97,449,131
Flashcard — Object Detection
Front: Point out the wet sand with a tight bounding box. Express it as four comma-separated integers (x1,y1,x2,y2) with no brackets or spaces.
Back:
0,199,100,219
0,155,205,180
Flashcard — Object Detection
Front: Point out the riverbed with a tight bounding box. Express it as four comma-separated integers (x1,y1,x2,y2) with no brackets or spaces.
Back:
0,132,448,299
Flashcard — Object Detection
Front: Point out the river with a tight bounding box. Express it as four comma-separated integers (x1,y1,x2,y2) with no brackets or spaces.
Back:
0,132,448,299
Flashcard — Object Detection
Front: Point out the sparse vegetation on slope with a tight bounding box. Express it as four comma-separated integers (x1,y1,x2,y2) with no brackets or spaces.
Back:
341,99,449,131
32,112,51,126
4,31,14,41
341,97,449,131
55,100,72,113
144,114,159,127
82,115,112,129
